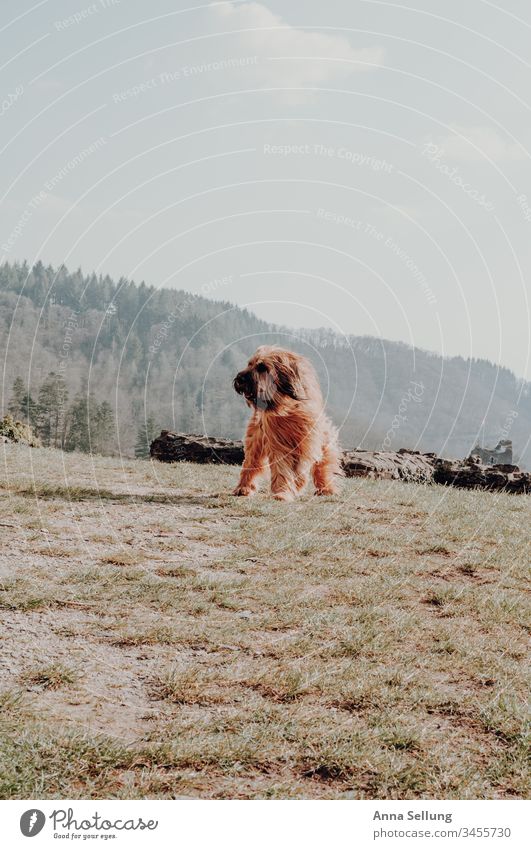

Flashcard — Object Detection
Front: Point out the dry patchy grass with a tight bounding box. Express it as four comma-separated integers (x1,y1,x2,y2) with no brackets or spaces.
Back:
0,443,529,799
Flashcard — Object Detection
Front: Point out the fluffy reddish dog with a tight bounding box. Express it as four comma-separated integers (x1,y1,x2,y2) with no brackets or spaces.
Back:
233,346,343,501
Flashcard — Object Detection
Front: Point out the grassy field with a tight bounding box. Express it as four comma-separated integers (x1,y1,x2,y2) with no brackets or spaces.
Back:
0,444,529,799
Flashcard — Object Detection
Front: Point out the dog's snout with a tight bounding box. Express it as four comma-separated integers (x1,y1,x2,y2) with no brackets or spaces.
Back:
233,370,249,393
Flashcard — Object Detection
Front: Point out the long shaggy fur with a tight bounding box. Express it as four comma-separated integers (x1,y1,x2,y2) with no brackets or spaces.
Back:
232,346,343,501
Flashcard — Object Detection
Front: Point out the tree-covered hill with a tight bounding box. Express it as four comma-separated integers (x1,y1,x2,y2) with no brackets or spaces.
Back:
1,260,529,467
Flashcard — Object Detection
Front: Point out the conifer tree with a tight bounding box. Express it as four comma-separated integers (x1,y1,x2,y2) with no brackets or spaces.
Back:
36,372,67,448
92,400,114,454
64,393,90,453
134,415,157,459
8,377,27,419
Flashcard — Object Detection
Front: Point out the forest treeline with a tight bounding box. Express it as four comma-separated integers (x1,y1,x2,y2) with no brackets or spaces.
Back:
1,260,529,466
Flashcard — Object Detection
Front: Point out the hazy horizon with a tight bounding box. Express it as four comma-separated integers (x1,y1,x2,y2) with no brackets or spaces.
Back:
6,254,531,386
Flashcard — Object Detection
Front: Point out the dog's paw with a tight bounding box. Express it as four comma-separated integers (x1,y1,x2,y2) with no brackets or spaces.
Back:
315,487,337,496
273,490,295,502
232,485,256,497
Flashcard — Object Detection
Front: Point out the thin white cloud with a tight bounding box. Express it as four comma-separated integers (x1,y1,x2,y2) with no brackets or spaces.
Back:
211,1,385,88
427,125,526,163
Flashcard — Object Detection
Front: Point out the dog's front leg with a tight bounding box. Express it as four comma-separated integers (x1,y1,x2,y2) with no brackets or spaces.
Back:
233,415,267,496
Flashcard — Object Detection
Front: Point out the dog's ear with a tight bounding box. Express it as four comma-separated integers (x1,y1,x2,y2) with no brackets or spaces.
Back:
275,353,305,400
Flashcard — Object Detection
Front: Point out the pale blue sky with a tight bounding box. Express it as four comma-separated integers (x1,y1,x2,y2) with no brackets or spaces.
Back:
1,0,531,377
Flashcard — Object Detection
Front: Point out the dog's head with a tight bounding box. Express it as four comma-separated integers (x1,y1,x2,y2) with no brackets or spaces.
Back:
233,346,307,410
